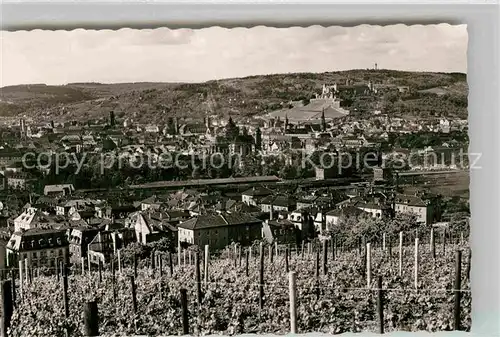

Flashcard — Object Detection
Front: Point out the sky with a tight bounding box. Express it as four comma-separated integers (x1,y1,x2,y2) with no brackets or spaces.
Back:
0,24,467,87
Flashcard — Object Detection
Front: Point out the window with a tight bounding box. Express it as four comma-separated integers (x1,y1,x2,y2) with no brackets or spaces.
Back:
32,252,37,258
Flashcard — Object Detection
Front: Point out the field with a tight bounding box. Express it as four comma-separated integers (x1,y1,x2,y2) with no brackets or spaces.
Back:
401,171,470,200
5,230,471,337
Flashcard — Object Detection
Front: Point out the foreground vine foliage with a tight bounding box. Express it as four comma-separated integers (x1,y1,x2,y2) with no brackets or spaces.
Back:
7,242,471,336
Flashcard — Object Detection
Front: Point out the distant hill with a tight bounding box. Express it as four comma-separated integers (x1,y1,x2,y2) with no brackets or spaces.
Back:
0,70,468,124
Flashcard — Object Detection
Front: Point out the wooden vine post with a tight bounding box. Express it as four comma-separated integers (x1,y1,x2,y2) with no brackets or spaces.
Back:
130,275,138,332
398,232,403,277
322,240,328,275
430,228,436,260
259,242,265,309
159,254,163,277
177,242,182,266
288,272,297,334
111,258,116,304
117,249,122,274
1,280,13,337
366,242,372,288
18,260,23,299
195,251,202,305
62,264,69,319
245,249,250,277
83,301,99,336
203,245,209,284
10,271,16,306
453,250,462,331
466,248,471,281
238,245,242,268
315,250,320,299
442,229,446,255
133,253,138,278
332,235,336,260
285,247,289,273
414,237,419,289
129,275,137,311
180,288,189,335
24,258,29,284
314,249,320,278
98,261,102,283
151,250,156,270
169,251,174,277
377,276,384,334
388,234,392,258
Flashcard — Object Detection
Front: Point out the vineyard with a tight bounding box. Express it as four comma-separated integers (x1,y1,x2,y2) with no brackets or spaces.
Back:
2,230,471,337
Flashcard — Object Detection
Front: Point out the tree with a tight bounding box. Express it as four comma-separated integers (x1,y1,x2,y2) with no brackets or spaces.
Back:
255,127,262,151
278,165,297,179
166,117,176,135
225,117,239,140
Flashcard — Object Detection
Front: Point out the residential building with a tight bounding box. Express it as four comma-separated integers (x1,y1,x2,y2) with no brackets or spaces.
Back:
5,172,36,190
43,184,75,196
134,211,184,245
394,193,441,225
177,213,262,250
13,207,46,232
87,229,135,265
5,228,69,268
259,195,296,213
355,200,393,219
241,187,273,206
287,209,316,239
68,227,100,262
261,219,298,245
325,206,368,229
